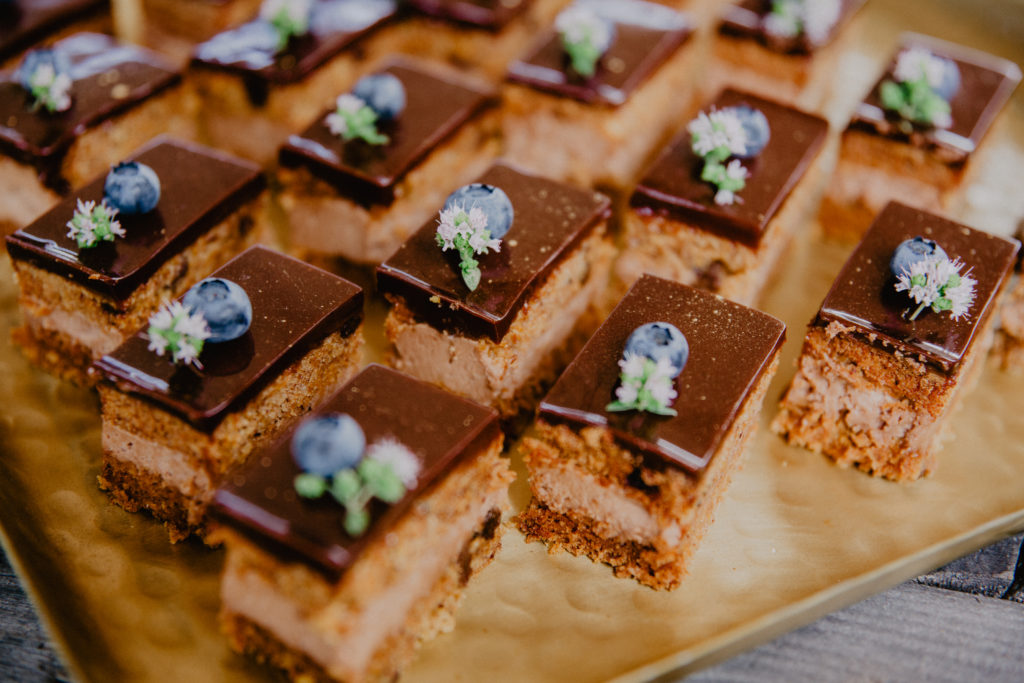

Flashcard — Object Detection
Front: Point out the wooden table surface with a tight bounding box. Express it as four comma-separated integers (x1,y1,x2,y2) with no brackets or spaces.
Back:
3,535,1022,682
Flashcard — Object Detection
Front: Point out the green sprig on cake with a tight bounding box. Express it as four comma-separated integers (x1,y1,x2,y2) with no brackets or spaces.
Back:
260,0,312,51
65,199,123,249
688,108,754,206
880,47,958,130
607,322,688,416
555,5,616,78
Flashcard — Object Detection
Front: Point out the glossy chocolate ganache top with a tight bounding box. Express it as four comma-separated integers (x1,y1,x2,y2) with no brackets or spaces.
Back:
506,0,692,106
0,32,180,190
192,0,396,92
95,246,364,433
0,0,106,62
5,138,265,303
540,275,785,473
850,33,1022,165
718,0,866,54
211,364,501,580
376,162,611,342
817,201,1019,374
279,61,497,207
406,0,530,30
631,88,828,248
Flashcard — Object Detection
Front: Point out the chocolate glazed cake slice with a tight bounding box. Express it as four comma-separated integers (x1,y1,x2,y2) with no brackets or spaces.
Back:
518,274,786,590
209,364,514,683
94,246,365,541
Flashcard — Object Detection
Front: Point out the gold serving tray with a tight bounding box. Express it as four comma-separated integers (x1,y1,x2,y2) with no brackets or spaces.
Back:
3,1,1024,681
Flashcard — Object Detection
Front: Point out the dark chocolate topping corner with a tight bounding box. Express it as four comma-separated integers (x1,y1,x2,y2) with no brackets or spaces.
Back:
540,275,785,473
817,201,1019,373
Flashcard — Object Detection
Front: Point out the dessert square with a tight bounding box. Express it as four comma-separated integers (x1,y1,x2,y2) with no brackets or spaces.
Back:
0,0,110,67
517,274,786,590
707,0,866,112
277,59,500,265
5,137,267,385
209,364,513,682
382,0,570,82
503,0,696,190
773,202,1019,481
820,33,1022,241
616,88,829,307
0,32,198,232
376,162,614,421
190,0,399,163
94,245,365,541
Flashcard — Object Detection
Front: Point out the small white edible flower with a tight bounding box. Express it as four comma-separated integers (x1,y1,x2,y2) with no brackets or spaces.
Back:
65,198,123,248
29,62,72,112
366,437,421,488
146,300,211,368
688,109,748,158
260,0,312,26
946,271,977,320
893,47,948,88
435,203,498,255
555,6,613,53
894,254,976,321
326,93,367,137
620,352,647,378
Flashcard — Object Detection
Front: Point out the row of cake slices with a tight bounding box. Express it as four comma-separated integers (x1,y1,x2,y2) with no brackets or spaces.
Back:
3,0,1019,254
5,130,1024,679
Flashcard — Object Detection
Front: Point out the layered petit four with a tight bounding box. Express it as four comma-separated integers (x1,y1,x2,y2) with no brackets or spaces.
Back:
377,163,613,421
210,364,513,682
0,32,196,232
94,245,364,540
385,0,569,81
708,0,866,112
773,202,1019,481
616,88,828,306
190,0,398,163
820,33,1021,241
0,0,109,67
278,60,500,265
518,274,785,590
503,0,696,190
5,138,266,384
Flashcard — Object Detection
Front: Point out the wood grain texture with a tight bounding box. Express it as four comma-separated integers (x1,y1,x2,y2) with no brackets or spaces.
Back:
0,552,69,682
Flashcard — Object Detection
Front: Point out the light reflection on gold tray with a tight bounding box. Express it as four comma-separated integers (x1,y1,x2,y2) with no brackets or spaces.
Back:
3,1,1024,681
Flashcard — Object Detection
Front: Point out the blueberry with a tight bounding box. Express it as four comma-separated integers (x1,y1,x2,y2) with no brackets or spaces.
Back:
889,236,948,278
624,322,689,377
16,48,71,92
730,105,771,159
104,161,161,214
933,57,960,101
182,278,253,343
291,413,365,476
443,184,515,239
352,73,406,121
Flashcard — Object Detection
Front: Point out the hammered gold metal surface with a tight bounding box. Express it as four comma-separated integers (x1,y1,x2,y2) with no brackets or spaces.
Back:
3,1,1024,681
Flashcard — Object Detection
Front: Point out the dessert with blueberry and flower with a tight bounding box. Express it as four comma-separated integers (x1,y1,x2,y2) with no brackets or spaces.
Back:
503,0,696,190
0,33,197,232
278,59,500,264
820,33,1022,241
190,0,399,163
773,201,1020,481
4,137,267,384
0,0,109,68
380,0,570,82
517,274,786,590
709,0,866,112
376,162,613,421
93,245,364,541
615,88,828,307
208,364,513,683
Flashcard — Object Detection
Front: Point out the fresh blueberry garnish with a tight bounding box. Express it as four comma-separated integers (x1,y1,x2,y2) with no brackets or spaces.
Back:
291,413,365,477
16,48,71,92
182,278,253,343
352,73,406,121
443,184,515,239
731,105,771,159
889,236,948,278
104,161,161,214
933,57,961,101
625,322,689,377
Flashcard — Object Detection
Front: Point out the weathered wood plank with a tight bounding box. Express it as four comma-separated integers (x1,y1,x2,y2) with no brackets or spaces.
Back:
0,553,69,682
688,582,1024,683
916,534,1024,602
